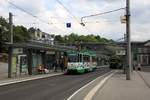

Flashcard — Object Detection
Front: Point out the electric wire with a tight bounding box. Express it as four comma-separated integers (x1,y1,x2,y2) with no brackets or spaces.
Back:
56,0,93,34
7,0,125,35
81,7,126,21
7,0,66,33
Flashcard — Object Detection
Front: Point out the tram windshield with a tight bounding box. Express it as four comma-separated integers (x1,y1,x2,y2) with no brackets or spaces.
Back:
68,55,78,62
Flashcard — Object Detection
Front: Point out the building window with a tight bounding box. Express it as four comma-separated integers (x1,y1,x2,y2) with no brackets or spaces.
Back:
138,55,149,65
138,48,142,53
143,48,148,53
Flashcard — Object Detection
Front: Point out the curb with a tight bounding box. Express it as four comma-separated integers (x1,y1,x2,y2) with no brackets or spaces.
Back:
84,70,117,100
137,71,150,89
0,73,63,86
67,70,117,100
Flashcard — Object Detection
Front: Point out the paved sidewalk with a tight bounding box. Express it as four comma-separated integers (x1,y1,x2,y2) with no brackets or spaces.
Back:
139,67,150,87
0,62,64,86
0,71,63,86
0,62,8,80
93,71,150,100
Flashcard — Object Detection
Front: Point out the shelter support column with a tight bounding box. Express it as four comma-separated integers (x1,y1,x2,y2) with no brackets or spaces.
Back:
8,47,12,78
27,49,32,75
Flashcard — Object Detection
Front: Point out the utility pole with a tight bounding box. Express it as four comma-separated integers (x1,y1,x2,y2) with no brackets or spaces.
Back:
8,12,13,78
9,12,13,44
126,0,132,80
123,34,127,74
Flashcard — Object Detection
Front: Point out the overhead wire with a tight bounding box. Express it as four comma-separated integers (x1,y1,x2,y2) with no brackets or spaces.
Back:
115,36,126,42
7,0,66,33
80,7,126,36
56,0,93,34
14,19,120,26
81,7,126,22
7,0,126,35
55,1,126,42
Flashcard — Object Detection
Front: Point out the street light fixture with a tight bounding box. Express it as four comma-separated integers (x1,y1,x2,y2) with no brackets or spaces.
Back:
80,1,131,80
80,8,125,26
80,17,85,26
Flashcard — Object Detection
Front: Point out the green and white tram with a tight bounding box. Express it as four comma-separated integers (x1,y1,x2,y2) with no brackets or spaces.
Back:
67,50,97,74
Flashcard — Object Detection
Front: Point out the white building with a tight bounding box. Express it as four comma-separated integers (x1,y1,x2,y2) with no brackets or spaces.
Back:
31,28,55,45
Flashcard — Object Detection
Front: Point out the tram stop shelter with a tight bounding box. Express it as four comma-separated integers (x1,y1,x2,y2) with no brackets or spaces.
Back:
5,42,76,78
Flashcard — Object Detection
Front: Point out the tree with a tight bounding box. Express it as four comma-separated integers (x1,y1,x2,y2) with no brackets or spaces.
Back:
0,17,9,42
13,26,31,42
0,16,32,43
54,33,114,44
0,17,9,29
54,35,63,43
0,27,2,53
67,33,79,43
0,17,9,53
95,35,101,41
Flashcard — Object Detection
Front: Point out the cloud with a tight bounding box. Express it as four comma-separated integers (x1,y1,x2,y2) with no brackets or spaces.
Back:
0,0,149,41
130,0,150,41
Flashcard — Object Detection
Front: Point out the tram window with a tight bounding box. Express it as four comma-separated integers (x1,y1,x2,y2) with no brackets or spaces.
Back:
92,57,96,62
68,56,78,62
83,56,90,62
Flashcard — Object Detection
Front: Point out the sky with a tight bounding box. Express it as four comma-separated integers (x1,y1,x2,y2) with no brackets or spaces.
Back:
0,0,150,41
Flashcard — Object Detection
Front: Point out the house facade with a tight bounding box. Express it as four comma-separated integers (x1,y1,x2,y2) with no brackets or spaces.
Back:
30,28,55,45
132,41,150,66
119,41,150,66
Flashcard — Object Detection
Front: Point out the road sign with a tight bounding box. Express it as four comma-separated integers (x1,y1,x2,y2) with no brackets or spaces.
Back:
120,15,126,24
66,23,71,28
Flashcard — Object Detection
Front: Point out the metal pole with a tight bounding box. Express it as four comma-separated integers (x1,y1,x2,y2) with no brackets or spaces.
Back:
123,34,126,74
126,0,132,80
8,47,12,78
9,12,13,44
8,12,13,78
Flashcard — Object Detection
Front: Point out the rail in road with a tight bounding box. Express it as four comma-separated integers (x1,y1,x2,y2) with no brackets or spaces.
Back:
0,67,111,100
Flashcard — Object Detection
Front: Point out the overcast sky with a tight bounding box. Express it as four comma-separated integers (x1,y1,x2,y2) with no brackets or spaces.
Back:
0,0,150,41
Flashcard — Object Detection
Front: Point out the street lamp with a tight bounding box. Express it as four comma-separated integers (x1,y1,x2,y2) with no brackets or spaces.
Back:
80,17,85,26
80,8,125,26
79,1,131,80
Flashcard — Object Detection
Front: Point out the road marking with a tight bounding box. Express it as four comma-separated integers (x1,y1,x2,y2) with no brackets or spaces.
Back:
84,71,117,100
67,70,116,100
137,71,150,89
0,73,62,86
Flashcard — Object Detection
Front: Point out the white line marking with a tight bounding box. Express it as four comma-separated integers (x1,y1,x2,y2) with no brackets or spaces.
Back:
0,73,62,86
67,70,116,100
84,71,117,100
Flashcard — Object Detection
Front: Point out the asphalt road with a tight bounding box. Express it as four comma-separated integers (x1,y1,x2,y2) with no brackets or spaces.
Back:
0,67,111,100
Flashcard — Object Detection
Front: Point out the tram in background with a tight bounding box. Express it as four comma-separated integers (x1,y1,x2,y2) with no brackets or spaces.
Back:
66,50,97,74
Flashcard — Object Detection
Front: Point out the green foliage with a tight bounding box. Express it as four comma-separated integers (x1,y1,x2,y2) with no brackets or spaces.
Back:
0,17,9,52
0,17,9,42
55,33,114,44
0,16,32,43
13,26,31,42
0,17,9,29
67,33,78,42
54,35,63,42
0,16,114,44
